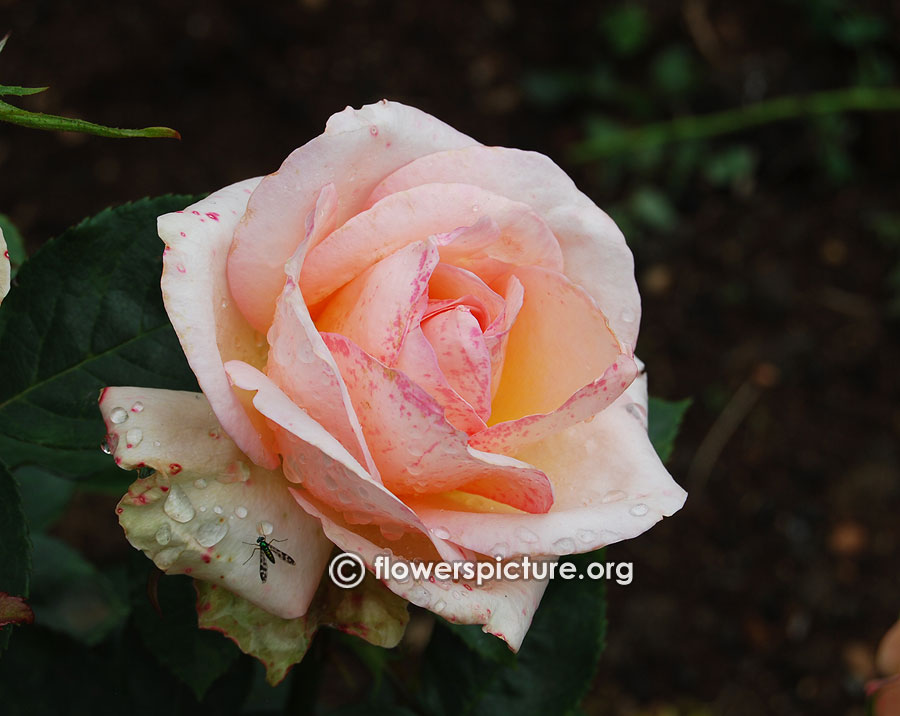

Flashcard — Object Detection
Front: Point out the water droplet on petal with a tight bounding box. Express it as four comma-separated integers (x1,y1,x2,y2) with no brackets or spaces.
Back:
433,599,446,613
601,489,627,504
380,524,405,541
110,407,128,424
155,547,184,570
234,506,248,519
323,474,337,490
153,440,161,447
489,542,509,559
515,527,539,543
155,523,172,545
163,485,195,523
629,503,649,517
194,478,208,489
100,433,118,454
620,309,636,323
576,528,596,543
552,537,576,553
213,505,223,515
337,490,352,504
125,428,143,448
432,526,451,540
407,585,431,607
197,519,228,547
257,520,274,536
131,401,144,413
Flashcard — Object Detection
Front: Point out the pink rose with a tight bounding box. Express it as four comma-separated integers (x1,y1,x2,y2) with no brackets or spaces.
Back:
100,100,686,650
0,228,9,305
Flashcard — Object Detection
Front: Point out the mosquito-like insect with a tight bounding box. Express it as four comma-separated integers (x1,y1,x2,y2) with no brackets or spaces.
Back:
242,529,296,583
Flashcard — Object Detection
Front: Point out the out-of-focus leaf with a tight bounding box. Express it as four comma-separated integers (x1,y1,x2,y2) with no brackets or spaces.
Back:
15,465,76,531
601,5,651,57
651,45,696,96
628,187,678,232
648,397,692,463
0,196,202,481
417,551,606,716
29,533,129,645
0,462,30,651
703,145,756,188
133,572,240,700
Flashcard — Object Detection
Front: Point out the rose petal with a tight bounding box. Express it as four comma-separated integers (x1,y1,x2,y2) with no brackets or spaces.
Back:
267,275,381,481
428,262,506,328
301,182,563,306
406,372,688,556
0,227,9,306
315,240,439,365
421,306,492,421
488,265,628,426
394,327,487,434
482,275,524,400
224,360,466,564
227,100,478,333
158,178,279,469
290,486,550,652
368,145,641,348
321,333,554,513
100,387,332,619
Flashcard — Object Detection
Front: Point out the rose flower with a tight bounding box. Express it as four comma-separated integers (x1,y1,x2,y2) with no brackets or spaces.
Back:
100,100,686,651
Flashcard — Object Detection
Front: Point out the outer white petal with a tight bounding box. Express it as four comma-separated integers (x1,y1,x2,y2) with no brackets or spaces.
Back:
100,387,332,619
158,177,279,469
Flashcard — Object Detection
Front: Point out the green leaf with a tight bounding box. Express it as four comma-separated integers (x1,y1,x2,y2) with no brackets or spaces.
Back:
628,186,678,232
601,5,650,57
0,462,31,651
703,145,756,188
15,465,76,531
417,552,607,716
0,196,202,480
0,84,49,97
0,213,27,277
133,571,240,700
29,533,129,645
197,570,410,686
648,397,691,463
0,98,181,139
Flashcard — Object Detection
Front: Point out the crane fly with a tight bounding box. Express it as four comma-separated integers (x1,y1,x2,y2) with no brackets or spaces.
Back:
243,529,295,583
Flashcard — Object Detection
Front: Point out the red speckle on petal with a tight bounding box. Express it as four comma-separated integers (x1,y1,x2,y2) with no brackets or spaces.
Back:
369,126,379,136
114,456,122,465
179,231,186,237
206,212,220,221
116,507,124,514
201,554,211,564
191,210,200,215
3,250,8,259
98,387,109,404
184,567,192,574
169,463,183,475
463,583,473,591
160,486,169,492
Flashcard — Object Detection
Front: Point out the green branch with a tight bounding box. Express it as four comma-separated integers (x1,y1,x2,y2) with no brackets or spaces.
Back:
569,86,900,162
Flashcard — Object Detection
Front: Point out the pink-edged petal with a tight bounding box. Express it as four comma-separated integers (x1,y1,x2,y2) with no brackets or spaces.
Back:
316,240,439,365
224,360,465,564
301,183,563,306
267,275,381,481
368,145,641,348
421,306,492,421
321,333,554,514
100,387,332,619
0,227,9,305
159,178,279,469
406,371,688,556
482,275,524,399
428,262,506,327
470,354,638,454
395,327,487,434
290,486,549,651
227,100,477,332
488,265,628,426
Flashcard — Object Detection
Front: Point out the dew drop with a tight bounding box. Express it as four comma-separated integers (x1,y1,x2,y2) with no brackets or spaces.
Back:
552,537,576,553
213,505,223,515
432,526,451,540
369,125,379,136
576,528,596,543
629,503,649,517
109,407,128,424
125,428,143,448
131,401,144,413
153,440,161,447
380,524,405,541
515,527,539,543
100,433,118,454
234,506,248,519
155,523,172,545
322,474,337,491
407,585,431,607
197,519,229,547
163,485,195,523
433,599,446,613
620,309,636,324
199,506,207,512
601,489,627,504
194,478,208,489
154,547,183,569
257,520,274,536
220,299,228,309
489,542,509,559
337,490,353,504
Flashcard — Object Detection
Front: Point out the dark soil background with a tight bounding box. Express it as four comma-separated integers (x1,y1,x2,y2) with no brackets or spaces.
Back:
2,1,899,714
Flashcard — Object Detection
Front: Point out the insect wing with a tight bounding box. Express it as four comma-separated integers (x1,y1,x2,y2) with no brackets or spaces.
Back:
270,545,296,565
259,548,269,583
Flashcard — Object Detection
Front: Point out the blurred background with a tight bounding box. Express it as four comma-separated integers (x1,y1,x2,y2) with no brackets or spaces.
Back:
2,1,900,714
